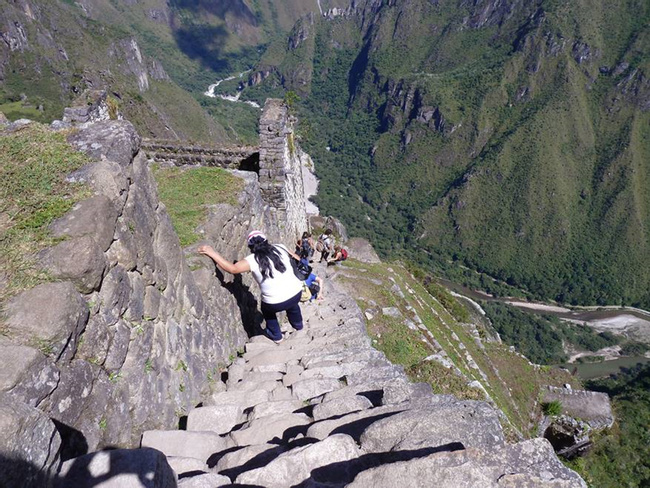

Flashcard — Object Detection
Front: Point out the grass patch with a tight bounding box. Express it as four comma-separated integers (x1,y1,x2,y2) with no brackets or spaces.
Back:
0,101,43,122
0,123,91,304
152,165,243,246
408,360,485,401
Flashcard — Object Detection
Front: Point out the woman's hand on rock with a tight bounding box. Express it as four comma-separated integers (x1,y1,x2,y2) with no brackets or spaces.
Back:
198,245,214,255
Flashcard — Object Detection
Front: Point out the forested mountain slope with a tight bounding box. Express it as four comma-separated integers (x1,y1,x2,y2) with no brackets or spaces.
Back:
0,0,351,141
241,0,650,308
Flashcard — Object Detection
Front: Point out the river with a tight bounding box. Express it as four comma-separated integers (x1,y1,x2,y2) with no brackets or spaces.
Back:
439,278,650,378
204,71,261,108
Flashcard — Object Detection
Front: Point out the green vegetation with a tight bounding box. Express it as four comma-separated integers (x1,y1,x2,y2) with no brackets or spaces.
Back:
568,364,650,487
152,165,243,247
481,302,620,365
240,0,650,310
542,400,563,416
0,123,91,304
337,258,578,436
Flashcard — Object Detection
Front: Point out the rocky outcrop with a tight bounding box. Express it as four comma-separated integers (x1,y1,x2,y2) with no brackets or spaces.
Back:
0,117,272,483
539,385,614,458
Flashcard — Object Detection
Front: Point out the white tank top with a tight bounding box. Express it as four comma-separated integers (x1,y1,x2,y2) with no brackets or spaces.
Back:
244,244,303,304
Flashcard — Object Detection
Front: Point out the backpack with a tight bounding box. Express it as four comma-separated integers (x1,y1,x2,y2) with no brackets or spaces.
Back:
300,283,311,302
340,249,348,261
300,238,313,259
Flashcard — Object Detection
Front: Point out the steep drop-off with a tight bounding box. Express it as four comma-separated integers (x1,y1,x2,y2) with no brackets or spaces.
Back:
242,0,650,309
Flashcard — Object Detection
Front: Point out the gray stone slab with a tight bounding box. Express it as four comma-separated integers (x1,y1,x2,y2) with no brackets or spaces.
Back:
306,404,408,441
235,434,361,487
313,395,374,422
206,389,269,409
230,413,311,446
141,430,231,463
167,456,208,476
291,378,343,401
250,400,305,420
360,402,505,453
178,473,231,487
0,394,61,487
187,405,245,435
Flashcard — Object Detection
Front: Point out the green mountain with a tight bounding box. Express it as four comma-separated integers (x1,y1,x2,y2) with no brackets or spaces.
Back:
2,0,648,306
239,0,650,309
0,0,349,141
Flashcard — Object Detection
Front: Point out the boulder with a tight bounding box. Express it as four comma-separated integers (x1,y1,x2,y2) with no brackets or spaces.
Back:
345,238,381,263
0,337,59,407
4,281,89,361
0,394,61,488
56,448,176,488
141,431,231,463
235,434,361,487
49,195,119,252
39,235,107,294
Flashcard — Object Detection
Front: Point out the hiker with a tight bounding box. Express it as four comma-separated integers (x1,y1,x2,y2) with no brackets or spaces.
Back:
296,231,315,262
327,245,348,265
198,231,303,343
304,272,324,301
317,229,334,263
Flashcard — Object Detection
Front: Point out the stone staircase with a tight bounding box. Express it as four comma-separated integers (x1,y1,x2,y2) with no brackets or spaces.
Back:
55,265,586,488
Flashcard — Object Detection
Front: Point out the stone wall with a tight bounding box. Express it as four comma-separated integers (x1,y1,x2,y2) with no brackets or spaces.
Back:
141,140,259,171
0,119,273,485
258,99,308,242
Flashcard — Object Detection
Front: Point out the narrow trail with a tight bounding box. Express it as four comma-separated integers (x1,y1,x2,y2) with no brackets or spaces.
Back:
116,263,586,487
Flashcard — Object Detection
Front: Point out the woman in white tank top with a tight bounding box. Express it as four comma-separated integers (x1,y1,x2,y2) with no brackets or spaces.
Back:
198,231,303,343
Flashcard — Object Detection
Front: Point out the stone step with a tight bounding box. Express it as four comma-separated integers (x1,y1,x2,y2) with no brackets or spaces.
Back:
206,389,269,409
141,430,232,463
291,377,344,402
312,394,374,421
234,434,361,488
214,443,287,477
230,412,311,447
249,399,305,420
166,456,208,477
186,404,245,435
359,402,505,453
177,473,231,487
306,404,410,441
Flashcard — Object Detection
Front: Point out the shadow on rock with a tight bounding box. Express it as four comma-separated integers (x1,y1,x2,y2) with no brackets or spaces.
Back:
294,443,466,488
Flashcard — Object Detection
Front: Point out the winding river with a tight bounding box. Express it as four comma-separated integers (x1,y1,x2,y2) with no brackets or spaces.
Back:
439,278,650,378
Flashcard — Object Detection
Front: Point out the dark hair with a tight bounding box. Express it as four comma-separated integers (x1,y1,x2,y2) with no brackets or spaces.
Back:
248,236,285,281
302,231,311,239
324,229,332,235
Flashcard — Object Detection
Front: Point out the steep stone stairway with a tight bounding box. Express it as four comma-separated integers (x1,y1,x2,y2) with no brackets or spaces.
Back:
57,265,586,488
